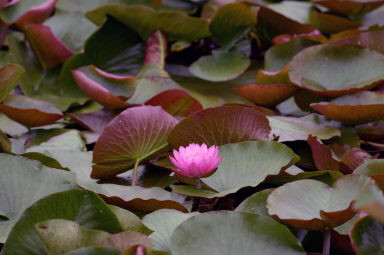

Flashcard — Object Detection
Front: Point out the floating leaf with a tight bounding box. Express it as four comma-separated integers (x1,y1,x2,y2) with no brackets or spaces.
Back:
311,91,384,124
210,3,257,48
0,64,25,102
144,89,203,117
268,116,340,142
168,105,270,148
189,51,250,82
288,45,384,97
92,106,178,179
142,209,198,252
0,0,56,28
65,247,121,255
68,109,119,132
235,189,272,216
0,154,77,242
267,175,374,230
36,219,110,254
313,0,384,16
72,65,136,110
331,30,384,55
86,4,210,41
354,159,384,191
309,11,361,35
170,211,305,255
24,23,74,69
2,189,123,255
172,141,298,198
350,216,384,255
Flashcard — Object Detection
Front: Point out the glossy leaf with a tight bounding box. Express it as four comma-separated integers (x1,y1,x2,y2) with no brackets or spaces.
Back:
92,106,178,179
170,211,305,255
354,159,384,191
235,189,272,216
267,175,374,230
288,45,384,97
350,216,384,255
168,105,270,148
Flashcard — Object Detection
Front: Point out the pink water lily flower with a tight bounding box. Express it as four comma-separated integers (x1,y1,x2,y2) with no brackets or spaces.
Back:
169,143,222,178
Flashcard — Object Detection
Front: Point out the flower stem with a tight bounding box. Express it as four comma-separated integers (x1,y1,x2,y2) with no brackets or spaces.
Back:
131,159,140,186
322,230,331,255
191,178,201,212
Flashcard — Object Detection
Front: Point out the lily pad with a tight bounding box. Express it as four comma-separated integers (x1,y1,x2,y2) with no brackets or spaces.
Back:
313,0,384,16
350,216,384,255
168,105,270,148
310,91,384,124
92,106,178,179
170,211,305,255
288,45,384,97
210,3,257,49
36,219,110,254
2,189,123,255
172,141,298,198
0,63,25,102
65,247,121,255
267,175,374,230
144,89,203,117
72,65,136,110
0,154,77,242
0,0,55,28
235,189,272,216
86,4,210,41
268,116,340,142
331,30,384,55
189,51,250,82
354,159,384,190
142,209,198,252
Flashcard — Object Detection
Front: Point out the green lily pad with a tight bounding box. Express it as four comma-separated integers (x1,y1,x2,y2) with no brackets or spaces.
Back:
268,116,340,142
142,209,198,252
267,175,374,230
350,216,384,255
170,211,305,255
189,51,250,82
235,189,272,216
168,105,270,148
210,3,257,49
86,4,210,41
65,247,121,255
92,106,178,179
36,219,110,255
0,64,25,102
2,189,123,254
288,45,384,97
172,141,298,198
0,154,77,242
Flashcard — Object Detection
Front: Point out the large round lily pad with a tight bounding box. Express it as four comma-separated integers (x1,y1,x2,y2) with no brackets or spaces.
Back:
168,105,270,148
169,211,305,255
288,45,384,97
350,216,384,255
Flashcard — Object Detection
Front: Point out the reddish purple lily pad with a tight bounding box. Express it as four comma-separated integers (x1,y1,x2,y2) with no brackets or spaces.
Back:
68,109,120,132
92,106,178,179
168,105,271,148
311,91,384,124
0,94,63,127
143,30,167,68
72,65,136,110
144,89,203,117
331,30,384,54
24,23,73,69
